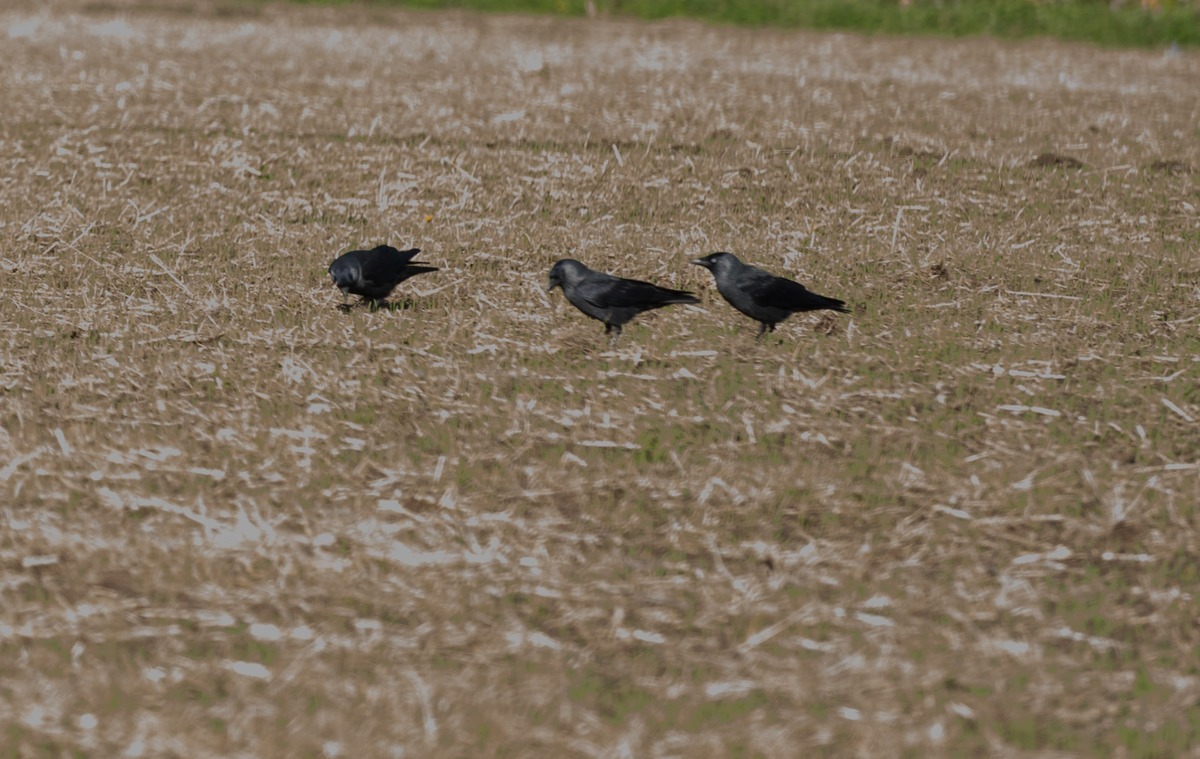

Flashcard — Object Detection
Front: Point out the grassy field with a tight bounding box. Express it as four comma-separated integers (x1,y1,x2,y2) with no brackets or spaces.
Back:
266,0,1200,49
2,2,1200,756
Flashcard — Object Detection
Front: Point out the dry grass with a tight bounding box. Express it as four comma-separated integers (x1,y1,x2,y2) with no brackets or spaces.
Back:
2,2,1200,757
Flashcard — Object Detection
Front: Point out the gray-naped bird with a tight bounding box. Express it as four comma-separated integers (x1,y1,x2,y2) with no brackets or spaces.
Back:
691,252,850,337
328,245,438,309
546,258,700,343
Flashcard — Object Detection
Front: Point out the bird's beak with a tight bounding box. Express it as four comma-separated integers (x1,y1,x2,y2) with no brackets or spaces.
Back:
546,281,559,293
690,259,707,268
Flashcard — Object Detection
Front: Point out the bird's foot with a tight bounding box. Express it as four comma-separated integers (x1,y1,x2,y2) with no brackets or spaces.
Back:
755,322,778,340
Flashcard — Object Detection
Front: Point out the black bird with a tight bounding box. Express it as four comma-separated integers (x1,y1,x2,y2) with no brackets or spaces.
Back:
546,258,700,343
691,252,850,337
328,245,438,309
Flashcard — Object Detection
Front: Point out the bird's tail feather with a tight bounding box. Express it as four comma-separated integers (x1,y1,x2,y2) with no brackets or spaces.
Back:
825,297,851,314
660,289,700,305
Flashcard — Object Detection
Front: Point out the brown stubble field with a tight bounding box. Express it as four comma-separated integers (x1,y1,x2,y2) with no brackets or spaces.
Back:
2,1,1200,756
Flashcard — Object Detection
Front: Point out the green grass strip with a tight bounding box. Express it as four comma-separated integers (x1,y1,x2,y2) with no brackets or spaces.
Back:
271,0,1200,48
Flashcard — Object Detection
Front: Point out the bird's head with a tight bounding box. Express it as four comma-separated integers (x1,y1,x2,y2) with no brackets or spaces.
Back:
547,258,586,292
691,251,737,274
328,258,359,293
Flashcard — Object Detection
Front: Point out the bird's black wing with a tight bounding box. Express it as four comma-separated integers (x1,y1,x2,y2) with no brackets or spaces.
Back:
360,247,424,284
371,245,421,264
745,269,848,313
578,274,698,309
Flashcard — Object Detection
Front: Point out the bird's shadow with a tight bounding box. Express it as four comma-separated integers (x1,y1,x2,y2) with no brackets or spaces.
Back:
336,298,416,314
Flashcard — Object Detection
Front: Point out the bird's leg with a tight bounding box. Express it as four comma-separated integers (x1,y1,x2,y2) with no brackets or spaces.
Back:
607,324,622,346
756,322,769,339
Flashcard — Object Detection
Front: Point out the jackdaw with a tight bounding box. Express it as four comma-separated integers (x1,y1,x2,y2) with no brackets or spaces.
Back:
691,252,850,337
328,245,438,309
546,258,700,342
